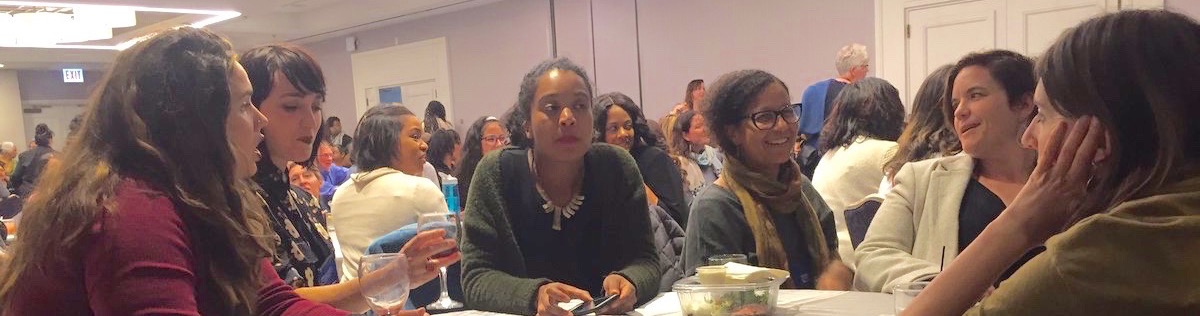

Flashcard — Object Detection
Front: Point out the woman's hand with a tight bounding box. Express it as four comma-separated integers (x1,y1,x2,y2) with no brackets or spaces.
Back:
399,229,461,287
1007,116,1106,245
535,282,591,316
598,274,637,314
815,260,853,290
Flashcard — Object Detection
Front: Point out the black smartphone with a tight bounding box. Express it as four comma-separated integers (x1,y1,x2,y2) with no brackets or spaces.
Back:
570,294,617,316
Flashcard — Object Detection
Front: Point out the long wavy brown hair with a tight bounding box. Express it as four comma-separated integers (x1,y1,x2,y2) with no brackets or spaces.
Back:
884,64,960,180
0,27,269,314
1038,10,1200,224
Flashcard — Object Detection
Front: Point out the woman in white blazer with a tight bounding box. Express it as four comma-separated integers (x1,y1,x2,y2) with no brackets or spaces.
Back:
854,50,1038,293
811,78,905,270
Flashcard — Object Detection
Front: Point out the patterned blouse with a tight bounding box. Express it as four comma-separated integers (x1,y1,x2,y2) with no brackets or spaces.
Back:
253,163,335,288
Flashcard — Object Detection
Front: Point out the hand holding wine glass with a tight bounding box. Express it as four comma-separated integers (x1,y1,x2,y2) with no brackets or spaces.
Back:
417,212,465,311
398,229,461,287
358,253,411,315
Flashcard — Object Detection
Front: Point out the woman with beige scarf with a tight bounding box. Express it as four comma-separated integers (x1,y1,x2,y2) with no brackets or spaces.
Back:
682,69,852,290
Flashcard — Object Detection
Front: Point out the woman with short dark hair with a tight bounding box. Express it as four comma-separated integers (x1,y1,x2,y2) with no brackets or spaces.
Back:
683,69,852,290
855,50,1040,293
332,105,450,285
243,43,456,314
906,10,1200,315
460,58,659,316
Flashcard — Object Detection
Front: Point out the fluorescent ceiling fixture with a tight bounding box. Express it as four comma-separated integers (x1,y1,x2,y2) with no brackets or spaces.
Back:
0,1,240,50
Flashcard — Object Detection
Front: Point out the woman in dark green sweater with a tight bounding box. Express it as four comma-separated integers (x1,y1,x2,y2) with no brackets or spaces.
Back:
460,58,659,316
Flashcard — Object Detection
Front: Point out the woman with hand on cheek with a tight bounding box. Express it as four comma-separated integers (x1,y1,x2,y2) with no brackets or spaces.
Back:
904,10,1200,315
460,58,659,316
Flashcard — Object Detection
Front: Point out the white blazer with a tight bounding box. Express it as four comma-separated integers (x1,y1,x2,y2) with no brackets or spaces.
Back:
853,153,974,292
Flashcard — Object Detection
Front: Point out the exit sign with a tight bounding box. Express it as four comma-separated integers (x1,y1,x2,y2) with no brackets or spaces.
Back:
63,69,84,83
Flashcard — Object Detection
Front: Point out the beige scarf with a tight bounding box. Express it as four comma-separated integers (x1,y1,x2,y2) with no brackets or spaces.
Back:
720,155,830,288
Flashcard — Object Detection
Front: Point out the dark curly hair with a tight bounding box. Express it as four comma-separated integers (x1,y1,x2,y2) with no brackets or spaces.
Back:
818,77,905,153
702,69,788,158
426,128,460,174
593,92,658,152
505,58,593,149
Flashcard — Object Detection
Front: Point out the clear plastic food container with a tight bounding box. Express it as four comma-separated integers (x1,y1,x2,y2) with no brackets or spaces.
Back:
671,275,788,316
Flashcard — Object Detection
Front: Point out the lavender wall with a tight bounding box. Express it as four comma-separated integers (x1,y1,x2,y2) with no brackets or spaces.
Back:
635,0,875,119
16,69,100,101
1167,0,1200,19
304,0,876,134
304,0,553,133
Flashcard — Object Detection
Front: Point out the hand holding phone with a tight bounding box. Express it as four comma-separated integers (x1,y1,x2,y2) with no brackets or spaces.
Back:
561,294,616,316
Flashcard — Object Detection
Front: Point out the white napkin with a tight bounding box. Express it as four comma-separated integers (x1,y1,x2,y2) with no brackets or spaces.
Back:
722,262,789,283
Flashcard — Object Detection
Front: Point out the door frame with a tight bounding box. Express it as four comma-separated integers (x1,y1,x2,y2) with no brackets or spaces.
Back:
874,0,1162,109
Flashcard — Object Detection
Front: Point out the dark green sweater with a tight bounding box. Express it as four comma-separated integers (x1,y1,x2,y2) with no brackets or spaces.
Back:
460,144,660,314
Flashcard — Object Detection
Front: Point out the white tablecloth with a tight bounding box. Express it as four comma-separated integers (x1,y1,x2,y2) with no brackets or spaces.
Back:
442,290,895,316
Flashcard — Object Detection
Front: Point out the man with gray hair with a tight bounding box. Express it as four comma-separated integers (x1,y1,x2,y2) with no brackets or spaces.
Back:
1,141,16,196
796,43,870,177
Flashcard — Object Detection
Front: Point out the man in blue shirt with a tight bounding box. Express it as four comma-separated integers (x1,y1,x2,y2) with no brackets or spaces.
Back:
316,141,350,204
797,43,870,176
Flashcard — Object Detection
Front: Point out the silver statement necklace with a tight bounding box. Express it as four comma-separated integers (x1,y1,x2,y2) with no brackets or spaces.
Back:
528,150,585,231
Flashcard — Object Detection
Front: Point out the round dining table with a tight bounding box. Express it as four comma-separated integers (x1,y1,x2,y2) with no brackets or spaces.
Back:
440,290,896,316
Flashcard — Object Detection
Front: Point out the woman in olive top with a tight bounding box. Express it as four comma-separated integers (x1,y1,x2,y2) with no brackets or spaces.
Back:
905,10,1200,315
460,58,659,316
683,69,852,290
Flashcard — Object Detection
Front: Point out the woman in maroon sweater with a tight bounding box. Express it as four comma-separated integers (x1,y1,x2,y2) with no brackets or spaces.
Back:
0,27,441,315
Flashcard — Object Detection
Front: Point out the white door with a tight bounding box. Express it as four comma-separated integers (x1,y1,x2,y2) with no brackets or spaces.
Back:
1008,0,1109,57
364,79,439,118
905,0,1005,105
22,105,84,148
399,79,438,117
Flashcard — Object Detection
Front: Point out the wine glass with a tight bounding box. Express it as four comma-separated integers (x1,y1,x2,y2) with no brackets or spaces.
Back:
358,253,410,315
417,212,464,311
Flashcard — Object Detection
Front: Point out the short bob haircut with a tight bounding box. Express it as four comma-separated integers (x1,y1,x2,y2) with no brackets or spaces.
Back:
239,44,328,167
702,69,789,158
593,92,658,151
352,105,417,172
505,58,593,149
818,77,905,153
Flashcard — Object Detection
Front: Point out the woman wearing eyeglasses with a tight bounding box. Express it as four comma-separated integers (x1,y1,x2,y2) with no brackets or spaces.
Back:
683,70,852,290
810,78,906,270
455,116,509,204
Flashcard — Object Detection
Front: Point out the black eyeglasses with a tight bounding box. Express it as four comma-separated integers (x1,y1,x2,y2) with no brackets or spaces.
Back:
743,104,800,130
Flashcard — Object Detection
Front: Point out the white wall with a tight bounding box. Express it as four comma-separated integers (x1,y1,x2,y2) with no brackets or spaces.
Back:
0,70,26,146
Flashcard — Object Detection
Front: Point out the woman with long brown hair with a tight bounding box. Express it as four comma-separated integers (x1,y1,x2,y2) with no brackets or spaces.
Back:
0,27,341,314
905,10,1200,315
882,64,960,186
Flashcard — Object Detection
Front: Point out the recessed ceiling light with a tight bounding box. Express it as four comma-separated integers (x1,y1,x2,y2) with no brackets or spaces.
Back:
0,1,241,50
0,64,6,68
